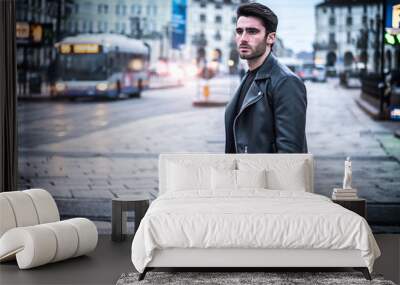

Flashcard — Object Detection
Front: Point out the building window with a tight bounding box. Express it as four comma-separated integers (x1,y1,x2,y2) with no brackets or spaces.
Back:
121,22,126,33
215,15,222,23
329,33,335,43
200,14,206,22
75,21,79,32
131,5,136,14
362,15,367,25
200,1,206,8
98,21,102,32
363,5,367,13
146,5,151,15
137,5,141,15
347,6,351,13
75,4,79,13
346,16,352,26
122,5,126,16
322,7,326,13
215,3,222,9
104,4,108,14
153,5,157,16
232,16,236,24
330,7,334,13
329,17,335,26
214,32,221,41
104,22,108,32
116,4,120,15
115,22,120,32
347,32,351,44
98,4,102,13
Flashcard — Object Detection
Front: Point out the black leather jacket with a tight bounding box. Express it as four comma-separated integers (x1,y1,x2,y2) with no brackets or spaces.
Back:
225,53,307,153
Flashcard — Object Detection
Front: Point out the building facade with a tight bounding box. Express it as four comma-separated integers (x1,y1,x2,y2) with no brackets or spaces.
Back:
184,0,248,72
314,0,399,74
16,0,73,95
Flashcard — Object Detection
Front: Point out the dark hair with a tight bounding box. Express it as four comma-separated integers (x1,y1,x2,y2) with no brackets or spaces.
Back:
236,2,278,34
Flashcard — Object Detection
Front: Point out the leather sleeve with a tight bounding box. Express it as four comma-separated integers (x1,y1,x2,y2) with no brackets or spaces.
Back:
272,75,307,153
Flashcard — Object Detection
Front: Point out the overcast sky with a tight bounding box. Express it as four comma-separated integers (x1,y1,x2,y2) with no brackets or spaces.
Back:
259,0,322,53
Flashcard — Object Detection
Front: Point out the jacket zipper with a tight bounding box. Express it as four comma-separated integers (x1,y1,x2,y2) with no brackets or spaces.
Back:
232,92,263,153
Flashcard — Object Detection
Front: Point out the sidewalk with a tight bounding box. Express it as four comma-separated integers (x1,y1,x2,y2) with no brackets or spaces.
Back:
19,78,400,233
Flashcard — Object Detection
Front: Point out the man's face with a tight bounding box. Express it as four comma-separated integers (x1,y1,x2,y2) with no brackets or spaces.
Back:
235,16,270,60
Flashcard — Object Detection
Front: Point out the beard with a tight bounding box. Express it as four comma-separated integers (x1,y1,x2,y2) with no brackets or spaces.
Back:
238,41,268,60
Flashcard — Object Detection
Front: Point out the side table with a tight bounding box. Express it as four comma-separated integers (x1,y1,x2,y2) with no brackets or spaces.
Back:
112,195,150,242
332,198,366,218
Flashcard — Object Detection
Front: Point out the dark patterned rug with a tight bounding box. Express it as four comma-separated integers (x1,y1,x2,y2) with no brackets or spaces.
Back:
116,271,396,285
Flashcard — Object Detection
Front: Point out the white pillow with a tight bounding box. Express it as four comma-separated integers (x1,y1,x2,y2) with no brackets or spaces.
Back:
167,159,236,192
211,168,236,190
167,162,210,191
236,169,267,189
237,159,308,191
211,169,267,191
267,166,306,191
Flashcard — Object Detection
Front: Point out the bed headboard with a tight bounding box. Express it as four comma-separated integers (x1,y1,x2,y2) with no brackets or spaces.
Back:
158,153,314,195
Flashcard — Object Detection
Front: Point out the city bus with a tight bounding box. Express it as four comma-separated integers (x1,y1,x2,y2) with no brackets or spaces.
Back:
52,34,150,99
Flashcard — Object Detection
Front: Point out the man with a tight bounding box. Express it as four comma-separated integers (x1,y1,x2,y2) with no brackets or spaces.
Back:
225,2,307,153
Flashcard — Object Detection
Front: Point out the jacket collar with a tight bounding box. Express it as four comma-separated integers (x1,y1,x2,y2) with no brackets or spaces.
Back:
254,51,276,81
226,51,277,120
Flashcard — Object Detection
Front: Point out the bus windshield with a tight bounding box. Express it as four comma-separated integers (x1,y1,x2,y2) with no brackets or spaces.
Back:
57,53,107,81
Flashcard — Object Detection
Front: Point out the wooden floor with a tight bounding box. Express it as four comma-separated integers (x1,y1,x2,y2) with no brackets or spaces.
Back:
0,235,133,285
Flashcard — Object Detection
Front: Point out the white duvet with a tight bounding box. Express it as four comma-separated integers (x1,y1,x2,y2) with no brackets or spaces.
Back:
131,190,380,273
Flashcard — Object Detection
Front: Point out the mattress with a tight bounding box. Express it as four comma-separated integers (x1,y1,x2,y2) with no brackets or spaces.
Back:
131,190,380,273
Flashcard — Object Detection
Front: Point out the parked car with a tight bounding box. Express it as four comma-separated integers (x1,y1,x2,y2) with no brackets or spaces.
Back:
312,65,327,82
297,63,315,81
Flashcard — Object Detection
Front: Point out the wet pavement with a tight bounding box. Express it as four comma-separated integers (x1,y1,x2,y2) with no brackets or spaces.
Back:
18,76,400,233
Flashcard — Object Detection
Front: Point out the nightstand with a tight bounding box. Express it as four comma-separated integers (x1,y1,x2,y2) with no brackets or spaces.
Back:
332,198,366,218
111,195,150,242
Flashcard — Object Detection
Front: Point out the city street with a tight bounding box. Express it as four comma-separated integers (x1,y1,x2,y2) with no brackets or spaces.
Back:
18,76,400,233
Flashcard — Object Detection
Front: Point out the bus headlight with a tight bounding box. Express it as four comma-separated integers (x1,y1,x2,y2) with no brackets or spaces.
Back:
96,83,108,91
55,82,66,92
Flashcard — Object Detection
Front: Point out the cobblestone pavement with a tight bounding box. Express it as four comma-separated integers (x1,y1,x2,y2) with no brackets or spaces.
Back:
19,77,400,233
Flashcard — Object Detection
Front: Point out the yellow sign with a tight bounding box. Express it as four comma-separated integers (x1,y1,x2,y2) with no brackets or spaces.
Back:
73,44,100,54
393,4,400,29
16,22,30,39
60,44,72,54
31,24,43,43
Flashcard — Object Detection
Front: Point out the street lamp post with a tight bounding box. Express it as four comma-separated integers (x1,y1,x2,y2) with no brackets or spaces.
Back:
379,0,387,119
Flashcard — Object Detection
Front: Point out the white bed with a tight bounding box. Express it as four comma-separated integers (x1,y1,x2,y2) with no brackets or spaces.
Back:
131,154,380,280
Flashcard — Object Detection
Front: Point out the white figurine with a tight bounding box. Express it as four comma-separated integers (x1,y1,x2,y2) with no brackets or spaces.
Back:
342,157,352,189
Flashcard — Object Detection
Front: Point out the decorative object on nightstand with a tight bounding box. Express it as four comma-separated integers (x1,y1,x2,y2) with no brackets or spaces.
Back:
342,156,352,189
332,198,366,218
112,194,150,242
332,157,359,200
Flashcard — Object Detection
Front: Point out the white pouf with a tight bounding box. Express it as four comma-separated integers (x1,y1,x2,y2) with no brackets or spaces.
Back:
0,189,98,269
